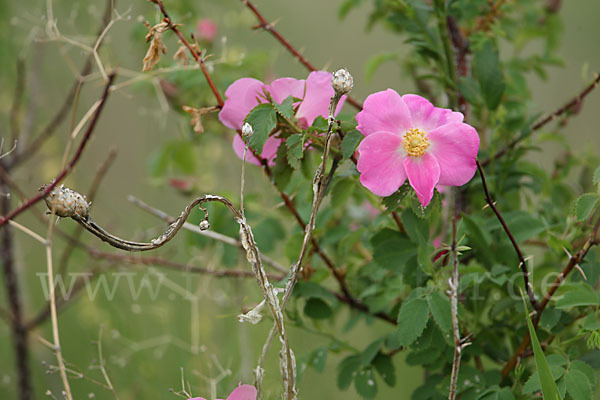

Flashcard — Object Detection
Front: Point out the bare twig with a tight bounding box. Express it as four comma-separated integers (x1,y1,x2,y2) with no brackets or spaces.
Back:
476,160,539,310
10,59,26,142
148,0,224,106
240,0,363,110
448,200,468,400
481,73,600,167
7,0,114,168
0,73,116,227
500,215,600,378
0,175,32,400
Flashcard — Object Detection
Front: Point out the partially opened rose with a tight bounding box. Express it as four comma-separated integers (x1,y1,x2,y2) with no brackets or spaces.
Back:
355,89,480,207
189,383,257,400
218,71,345,165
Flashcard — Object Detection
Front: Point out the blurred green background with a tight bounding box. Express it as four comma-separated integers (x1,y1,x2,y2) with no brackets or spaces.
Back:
0,0,599,399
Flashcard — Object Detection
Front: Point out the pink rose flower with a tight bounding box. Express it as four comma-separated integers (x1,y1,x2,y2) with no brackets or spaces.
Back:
355,89,479,207
218,71,345,166
189,384,257,400
196,18,218,42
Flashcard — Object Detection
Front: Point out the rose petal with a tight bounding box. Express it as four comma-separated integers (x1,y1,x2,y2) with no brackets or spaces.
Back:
296,71,336,128
357,132,407,196
268,77,305,104
226,385,257,400
402,94,464,132
356,89,413,137
427,123,479,186
232,134,282,166
219,78,266,130
403,153,440,207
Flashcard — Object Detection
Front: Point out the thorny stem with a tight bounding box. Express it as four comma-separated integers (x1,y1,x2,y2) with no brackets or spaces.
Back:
148,0,224,107
0,73,116,227
476,161,539,310
481,73,600,167
448,198,468,400
0,175,32,400
240,0,363,111
254,91,344,399
501,215,600,379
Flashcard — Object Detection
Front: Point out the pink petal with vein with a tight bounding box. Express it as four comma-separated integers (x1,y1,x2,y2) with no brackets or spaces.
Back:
428,123,479,186
402,94,464,132
218,78,266,130
268,77,305,104
356,89,413,137
232,134,282,166
357,132,407,196
226,385,257,400
403,153,440,207
296,71,344,128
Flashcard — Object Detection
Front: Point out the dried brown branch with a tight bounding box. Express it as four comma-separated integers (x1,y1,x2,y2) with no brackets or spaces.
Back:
0,176,32,400
148,0,224,106
481,73,600,167
0,73,116,227
240,0,363,111
127,195,287,273
7,0,114,169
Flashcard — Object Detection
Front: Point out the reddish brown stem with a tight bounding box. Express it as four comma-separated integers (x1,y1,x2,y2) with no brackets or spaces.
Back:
500,216,600,379
241,0,363,111
481,73,600,167
0,74,116,227
149,0,224,107
476,161,539,310
0,176,32,399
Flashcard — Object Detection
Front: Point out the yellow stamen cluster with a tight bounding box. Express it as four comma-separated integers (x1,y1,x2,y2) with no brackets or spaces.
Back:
402,128,430,157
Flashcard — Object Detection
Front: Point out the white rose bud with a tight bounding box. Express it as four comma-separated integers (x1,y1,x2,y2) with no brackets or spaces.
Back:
332,68,353,95
242,122,253,139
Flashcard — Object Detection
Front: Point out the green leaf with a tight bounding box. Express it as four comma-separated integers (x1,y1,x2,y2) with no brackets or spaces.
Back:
272,142,292,189
571,193,600,222
521,295,562,400
457,76,482,105
286,134,305,169
381,182,411,212
395,297,430,347
427,291,452,332
372,353,396,386
570,360,596,387
252,216,285,253
337,355,361,390
274,95,295,119
341,130,363,159
370,229,415,274
565,369,592,400
474,39,505,110
308,346,328,373
593,166,600,186
338,0,363,19
554,283,599,309
244,103,277,153
360,339,383,366
501,211,546,242
304,298,333,319
401,208,429,244
365,52,397,82
354,368,377,399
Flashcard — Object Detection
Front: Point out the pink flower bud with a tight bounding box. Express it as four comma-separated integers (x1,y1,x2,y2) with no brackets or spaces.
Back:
196,18,218,42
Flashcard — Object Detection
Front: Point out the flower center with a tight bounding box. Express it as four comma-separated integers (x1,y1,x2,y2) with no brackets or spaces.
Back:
402,128,430,157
